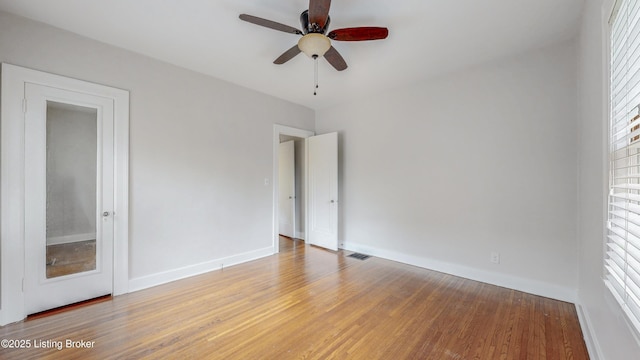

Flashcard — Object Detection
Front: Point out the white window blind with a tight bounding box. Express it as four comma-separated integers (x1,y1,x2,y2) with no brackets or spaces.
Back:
607,0,640,334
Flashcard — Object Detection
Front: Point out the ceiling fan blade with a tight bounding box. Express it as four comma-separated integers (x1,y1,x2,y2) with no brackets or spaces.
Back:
308,0,332,30
239,14,303,35
328,27,389,41
324,46,347,71
274,45,302,64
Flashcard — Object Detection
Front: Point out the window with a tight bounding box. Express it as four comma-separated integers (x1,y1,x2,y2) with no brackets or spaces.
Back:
606,0,640,334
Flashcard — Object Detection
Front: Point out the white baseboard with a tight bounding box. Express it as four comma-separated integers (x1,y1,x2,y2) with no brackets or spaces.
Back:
575,302,603,360
128,247,274,292
47,233,95,245
342,241,577,303
295,231,305,240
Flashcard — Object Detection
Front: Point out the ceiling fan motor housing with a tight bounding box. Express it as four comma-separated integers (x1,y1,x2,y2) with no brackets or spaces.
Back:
300,9,330,34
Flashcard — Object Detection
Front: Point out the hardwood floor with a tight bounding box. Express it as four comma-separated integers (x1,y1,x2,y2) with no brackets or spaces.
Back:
0,237,588,359
46,239,96,278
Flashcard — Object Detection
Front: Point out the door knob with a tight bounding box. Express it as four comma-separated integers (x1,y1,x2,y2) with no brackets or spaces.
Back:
103,211,110,217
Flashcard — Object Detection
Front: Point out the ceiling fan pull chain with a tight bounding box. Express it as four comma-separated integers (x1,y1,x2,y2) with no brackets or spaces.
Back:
313,55,319,96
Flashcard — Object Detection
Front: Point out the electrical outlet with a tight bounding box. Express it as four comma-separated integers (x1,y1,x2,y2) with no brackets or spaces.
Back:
491,251,500,264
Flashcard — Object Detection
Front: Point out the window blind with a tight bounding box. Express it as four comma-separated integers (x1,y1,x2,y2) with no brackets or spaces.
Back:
607,0,640,334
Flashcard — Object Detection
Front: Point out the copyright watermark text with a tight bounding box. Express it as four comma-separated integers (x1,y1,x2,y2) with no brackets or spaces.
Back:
1,338,95,350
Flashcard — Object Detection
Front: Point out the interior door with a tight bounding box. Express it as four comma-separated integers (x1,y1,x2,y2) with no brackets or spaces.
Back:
24,83,114,315
279,141,295,238
308,132,338,251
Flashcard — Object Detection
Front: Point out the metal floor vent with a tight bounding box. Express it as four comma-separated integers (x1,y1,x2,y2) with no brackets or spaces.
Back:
348,253,371,260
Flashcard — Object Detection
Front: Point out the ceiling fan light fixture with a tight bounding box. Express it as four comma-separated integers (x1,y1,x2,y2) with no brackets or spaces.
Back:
298,33,331,58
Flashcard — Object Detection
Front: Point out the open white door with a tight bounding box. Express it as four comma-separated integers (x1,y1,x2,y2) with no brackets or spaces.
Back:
278,140,295,238
307,132,338,251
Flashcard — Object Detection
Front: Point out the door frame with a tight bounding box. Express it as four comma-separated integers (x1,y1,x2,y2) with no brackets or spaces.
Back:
272,125,314,253
0,63,130,325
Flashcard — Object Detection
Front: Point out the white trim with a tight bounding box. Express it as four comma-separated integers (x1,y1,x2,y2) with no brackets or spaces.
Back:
272,125,314,254
0,63,129,325
608,0,622,25
296,231,306,240
47,233,96,245
576,303,605,360
128,247,274,292
1,64,27,326
605,279,640,344
342,241,577,303
602,0,615,293
113,74,130,297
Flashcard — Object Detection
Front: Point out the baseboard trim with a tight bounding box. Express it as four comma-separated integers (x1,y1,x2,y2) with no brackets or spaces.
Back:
128,247,274,292
295,231,305,240
47,233,95,245
575,302,604,360
342,241,577,303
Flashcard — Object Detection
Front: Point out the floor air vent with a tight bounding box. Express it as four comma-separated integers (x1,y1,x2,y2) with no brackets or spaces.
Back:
348,253,370,260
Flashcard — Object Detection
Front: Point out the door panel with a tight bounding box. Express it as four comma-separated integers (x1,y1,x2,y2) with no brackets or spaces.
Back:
308,132,338,251
279,141,295,238
24,83,114,314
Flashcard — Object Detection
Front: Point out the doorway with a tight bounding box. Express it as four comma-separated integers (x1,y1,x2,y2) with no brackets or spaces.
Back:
278,135,306,240
273,125,314,253
0,64,130,325
272,125,339,253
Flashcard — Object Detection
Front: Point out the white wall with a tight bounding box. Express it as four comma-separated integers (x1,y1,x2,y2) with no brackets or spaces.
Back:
0,11,315,289
576,0,640,358
316,41,579,301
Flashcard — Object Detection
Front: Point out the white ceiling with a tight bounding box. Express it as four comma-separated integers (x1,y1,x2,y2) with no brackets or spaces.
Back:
0,0,585,110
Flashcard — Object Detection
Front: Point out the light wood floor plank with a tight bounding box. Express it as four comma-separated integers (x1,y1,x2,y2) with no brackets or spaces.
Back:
0,237,589,359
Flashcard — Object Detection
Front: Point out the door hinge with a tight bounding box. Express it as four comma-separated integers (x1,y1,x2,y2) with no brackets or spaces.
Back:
22,98,27,114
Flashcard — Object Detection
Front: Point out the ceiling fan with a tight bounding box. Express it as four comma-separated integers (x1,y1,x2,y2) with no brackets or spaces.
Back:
239,0,389,72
